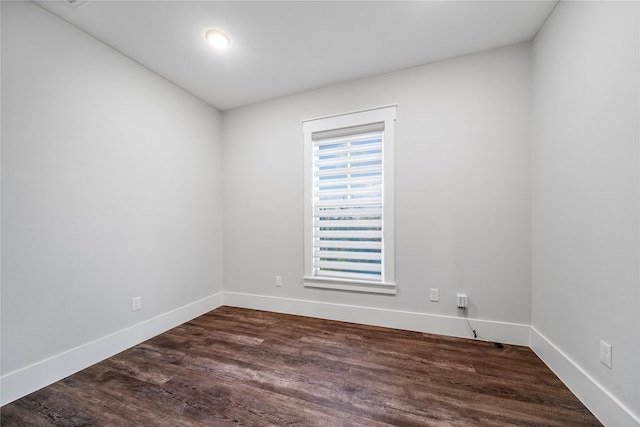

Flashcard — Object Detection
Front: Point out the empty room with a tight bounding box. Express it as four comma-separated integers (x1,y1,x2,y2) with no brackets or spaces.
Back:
1,0,638,425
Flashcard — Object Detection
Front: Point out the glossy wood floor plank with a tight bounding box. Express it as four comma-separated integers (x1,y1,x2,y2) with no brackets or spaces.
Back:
1,306,601,426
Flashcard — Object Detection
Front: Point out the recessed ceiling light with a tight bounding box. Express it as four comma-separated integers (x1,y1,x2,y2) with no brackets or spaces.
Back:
205,29,230,50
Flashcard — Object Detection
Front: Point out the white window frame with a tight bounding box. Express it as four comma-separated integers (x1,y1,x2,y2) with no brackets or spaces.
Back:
303,105,397,295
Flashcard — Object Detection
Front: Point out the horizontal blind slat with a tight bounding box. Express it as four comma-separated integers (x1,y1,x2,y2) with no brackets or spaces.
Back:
314,250,382,261
315,198,382,208
315,164,381,178
314,207,382,218
316,187,381,198
314,240,382,250
315,270,381,281
315,219,382,228
316,260,382,273
315,230,381,239
316,176,382,188
315,152,382,168
315,142,382,157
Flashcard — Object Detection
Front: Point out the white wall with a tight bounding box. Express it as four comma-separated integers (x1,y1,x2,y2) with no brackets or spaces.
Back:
531,1,640,424
222,43,532,340
1,0,224,402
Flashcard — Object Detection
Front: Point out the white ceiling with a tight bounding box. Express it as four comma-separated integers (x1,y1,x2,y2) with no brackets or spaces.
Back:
35,0,558,111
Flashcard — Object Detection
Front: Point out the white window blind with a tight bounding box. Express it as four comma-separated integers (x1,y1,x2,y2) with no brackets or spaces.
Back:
312,125,384,282
303,105,396,295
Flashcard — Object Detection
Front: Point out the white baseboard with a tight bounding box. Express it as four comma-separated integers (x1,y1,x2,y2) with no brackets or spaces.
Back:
0,292,223,407
530,327,640,427
222,291,531,346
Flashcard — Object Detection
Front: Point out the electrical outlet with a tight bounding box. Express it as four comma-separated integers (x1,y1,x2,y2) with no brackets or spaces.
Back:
275,276,282,287
429,288,439,302
456,293,468,309
131,296,142,312
600,340,612,369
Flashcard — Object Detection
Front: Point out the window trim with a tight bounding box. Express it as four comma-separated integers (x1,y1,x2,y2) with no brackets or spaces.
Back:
302,105,397,295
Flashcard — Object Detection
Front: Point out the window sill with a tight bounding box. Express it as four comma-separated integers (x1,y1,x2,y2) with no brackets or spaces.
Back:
303,276,397,295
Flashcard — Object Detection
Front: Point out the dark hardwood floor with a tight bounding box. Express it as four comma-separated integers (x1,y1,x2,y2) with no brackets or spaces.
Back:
1,306,601,426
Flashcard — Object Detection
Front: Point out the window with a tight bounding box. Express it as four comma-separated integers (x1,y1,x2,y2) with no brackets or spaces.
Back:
303,105,396,294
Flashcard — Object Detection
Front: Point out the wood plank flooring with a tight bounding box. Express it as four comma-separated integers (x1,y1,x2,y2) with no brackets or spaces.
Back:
1,306,601,426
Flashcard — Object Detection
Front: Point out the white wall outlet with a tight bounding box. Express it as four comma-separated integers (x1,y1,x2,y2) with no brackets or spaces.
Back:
456,293,468,309
429,288,439,302
131,296,142,312
600,340,612,369
275,276,282,287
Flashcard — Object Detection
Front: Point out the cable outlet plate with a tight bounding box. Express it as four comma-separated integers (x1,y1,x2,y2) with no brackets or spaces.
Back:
456,293,468,309
600,340,612,369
